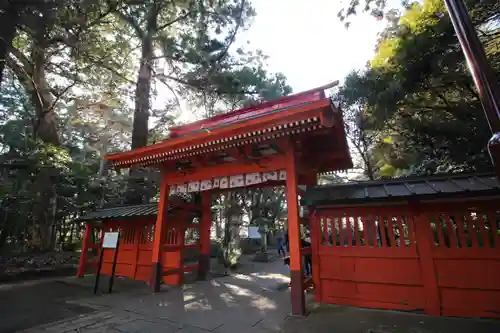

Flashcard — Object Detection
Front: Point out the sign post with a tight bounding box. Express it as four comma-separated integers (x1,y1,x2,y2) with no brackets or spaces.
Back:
94,231,120,294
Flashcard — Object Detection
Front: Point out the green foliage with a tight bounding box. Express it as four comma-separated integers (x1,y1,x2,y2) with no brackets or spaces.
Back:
0,0,292,253
337,0,500,178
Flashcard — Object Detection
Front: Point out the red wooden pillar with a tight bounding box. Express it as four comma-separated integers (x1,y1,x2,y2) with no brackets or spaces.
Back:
198,191,212,280
285,140,306,316
77,222,92,277
151,171,169,292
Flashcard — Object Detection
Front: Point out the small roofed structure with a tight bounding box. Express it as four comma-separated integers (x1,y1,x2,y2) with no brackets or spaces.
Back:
79,83,353,316
77,201,201,286
303,173,500,319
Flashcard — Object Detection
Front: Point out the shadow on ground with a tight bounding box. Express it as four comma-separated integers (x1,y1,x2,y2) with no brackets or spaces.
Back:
0,280,93,333
4,256,500,333
0,275,148,333
285,303,500,333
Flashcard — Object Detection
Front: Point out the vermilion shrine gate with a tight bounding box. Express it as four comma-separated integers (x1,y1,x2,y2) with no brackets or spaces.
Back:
78,83,500,319
78,83,352,316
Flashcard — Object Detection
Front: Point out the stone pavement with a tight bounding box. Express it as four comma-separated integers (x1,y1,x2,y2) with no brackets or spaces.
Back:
11,256,500,333
20,257,293,333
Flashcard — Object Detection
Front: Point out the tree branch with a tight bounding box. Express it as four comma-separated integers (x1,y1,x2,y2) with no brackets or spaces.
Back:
48,82,77,112
156,10,195,32
9,47,33,75
154,71,259,96
212,0,246,64
115,11,145,40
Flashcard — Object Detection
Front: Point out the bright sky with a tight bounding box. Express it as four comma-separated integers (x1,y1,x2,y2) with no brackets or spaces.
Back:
239,0,386,92
156,0,387,124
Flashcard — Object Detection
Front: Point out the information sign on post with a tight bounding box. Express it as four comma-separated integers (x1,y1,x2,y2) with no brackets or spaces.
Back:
103,232,119,249
94,231,120,294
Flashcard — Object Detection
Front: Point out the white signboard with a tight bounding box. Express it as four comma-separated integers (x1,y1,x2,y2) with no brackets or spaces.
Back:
248,226,261,239
102,232,120,249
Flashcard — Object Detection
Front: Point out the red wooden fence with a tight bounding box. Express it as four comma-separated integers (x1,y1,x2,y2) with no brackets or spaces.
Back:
95,216,200,286
312,202,500,318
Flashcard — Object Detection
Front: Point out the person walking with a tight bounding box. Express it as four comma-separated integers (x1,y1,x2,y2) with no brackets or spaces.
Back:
284,228,289,252
276,230,286,257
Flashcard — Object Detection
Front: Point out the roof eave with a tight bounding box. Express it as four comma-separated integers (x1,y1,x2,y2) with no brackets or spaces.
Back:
106,98,337,168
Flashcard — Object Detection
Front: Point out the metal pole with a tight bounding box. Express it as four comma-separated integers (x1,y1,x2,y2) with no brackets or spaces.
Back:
443,0,500,177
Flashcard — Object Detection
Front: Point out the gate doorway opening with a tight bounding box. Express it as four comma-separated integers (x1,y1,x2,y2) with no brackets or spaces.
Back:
78,82,352,316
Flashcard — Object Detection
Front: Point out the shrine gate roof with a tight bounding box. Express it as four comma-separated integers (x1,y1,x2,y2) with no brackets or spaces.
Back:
79,202,200,222
105,82,352,174
303,173,500,207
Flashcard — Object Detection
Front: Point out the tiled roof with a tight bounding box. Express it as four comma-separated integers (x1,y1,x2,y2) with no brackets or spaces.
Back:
105,83,342,169
79,202,199,222
303,173,500,207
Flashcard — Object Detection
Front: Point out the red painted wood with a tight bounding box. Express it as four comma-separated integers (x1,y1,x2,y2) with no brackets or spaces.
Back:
387,218,396,247
379,217,387,248
347,217,354,246
132,226,140,279
106,100,330,164
369,216,378,248
464,213,479,248
318,247,418,258
152,171,169,291
413,214,441,316
488,212,499,247
440,288,500,318
353,217,361,247
313,201,500,319
361,216,370,247
454,214,468,248
476,215,489,248
338,216,345,247
170,86,328,137
166,154,286,185
285,139,305,316
77,223,92,277
397,216,407,248
435,214,447,248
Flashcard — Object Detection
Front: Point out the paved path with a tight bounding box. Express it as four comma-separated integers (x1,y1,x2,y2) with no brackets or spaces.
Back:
19,257,293,333
8,256,500,333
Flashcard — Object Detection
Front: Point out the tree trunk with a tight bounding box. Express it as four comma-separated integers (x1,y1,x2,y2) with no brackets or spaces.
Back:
68,221,75,245
0,3,20,85
132,36,153,149
0,210,9,251
9,14,61,251
126,32,154,204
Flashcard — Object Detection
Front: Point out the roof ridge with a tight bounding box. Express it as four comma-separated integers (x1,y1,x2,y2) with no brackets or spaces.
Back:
98,202,158,210
304,172,500,207
319,172,496,189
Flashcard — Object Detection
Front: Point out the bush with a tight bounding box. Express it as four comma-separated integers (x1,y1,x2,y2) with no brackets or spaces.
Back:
62,242,81,252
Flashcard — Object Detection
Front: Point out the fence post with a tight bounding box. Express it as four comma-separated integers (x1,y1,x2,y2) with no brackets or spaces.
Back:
412,209,441,316
77,223,92,277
